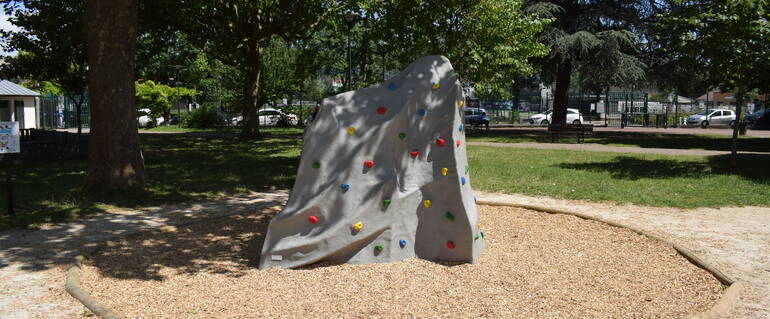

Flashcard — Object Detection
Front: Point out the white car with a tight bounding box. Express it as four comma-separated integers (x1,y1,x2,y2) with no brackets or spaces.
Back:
685,109,736,128
529,108,583,126
231,108,299,126
137,108,164,127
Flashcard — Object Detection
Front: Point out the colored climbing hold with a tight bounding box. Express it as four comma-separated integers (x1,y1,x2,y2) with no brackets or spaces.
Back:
409,150,419,158
480,231,485,238
458,101,464,108
308,215,319,224
459,124,464,132
388,83,398,91
423,199,431,208
446,241,455,249
364,160,375,168
399,239,407,248
383,199,391,209
456,140,461,147
347,127,356,135
398,132,406,140
341,184,351,192
474,234,480,240
461,176,466,185
312,161,320,169
377,106,387,115
375,244,384,252
474,196,477,203
432,83,440,90
477,223,481,229
418,109,427,116
441,167,448,176
444,211,455,221
353,221,363,231
436,138,446,147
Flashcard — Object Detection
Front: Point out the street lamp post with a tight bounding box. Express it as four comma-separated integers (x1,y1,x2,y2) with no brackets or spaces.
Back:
344,13,356,91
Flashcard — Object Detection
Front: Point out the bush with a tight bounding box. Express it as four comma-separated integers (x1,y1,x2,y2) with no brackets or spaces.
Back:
182,106,226,129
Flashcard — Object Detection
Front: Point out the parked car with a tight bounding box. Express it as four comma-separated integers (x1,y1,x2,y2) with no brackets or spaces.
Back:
137,108,164,128
231,108,299,126
745,109,769,126
751,109,770,130
464,107,490,130
685,109,736,128
529,108,583,126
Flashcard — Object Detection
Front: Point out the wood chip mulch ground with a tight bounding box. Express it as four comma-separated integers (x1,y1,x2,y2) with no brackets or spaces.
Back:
80,205,723,318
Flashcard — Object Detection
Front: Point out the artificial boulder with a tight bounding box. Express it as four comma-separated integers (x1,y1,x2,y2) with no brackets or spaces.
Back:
259,55,484,269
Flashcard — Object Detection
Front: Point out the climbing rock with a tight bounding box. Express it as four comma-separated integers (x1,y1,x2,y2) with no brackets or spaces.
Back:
259,56,483,269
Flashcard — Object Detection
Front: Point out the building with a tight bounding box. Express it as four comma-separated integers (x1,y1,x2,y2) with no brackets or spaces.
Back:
0,80,40,129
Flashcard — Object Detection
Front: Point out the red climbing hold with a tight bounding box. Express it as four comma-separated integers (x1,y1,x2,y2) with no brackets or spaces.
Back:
308,216,318,224
436,138,446,147
446,241,455,249
364,160,375,168
376,106,387,114
456,140,461,147
409,150,419,158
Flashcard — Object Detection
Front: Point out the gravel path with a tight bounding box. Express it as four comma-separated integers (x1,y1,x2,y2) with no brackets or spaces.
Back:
476,191,770,319
80,205,722,319
467,141,770,156
0,191,288,319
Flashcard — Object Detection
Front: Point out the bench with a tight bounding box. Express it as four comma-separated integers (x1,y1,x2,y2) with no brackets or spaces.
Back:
548,123,594,143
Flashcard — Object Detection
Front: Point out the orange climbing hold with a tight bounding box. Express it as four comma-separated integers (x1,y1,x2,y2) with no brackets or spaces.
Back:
409,150,419,158
456,140,461,147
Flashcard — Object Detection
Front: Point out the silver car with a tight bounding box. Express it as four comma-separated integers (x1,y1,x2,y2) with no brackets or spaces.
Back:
686,109,736,128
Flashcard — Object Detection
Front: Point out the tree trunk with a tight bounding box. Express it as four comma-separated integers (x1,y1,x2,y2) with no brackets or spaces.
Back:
85,0,145,189
731,89,744,167
240,44,263,139
552,59,572,126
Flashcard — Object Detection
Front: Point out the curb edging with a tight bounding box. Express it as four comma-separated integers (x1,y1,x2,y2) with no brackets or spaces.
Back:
477,200,742,319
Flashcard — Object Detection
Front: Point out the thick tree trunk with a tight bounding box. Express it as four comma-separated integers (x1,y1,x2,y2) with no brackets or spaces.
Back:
731,89,744,167
240,44,263,139
85,0,145,189
551,59,572,126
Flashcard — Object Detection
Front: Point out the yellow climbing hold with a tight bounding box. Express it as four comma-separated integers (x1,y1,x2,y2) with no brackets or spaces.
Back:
477,223,481,229
347,127,356,135
441,167,448,176
457,101,465,108
353,221,363,231
432,83,440,90
423,200,431,208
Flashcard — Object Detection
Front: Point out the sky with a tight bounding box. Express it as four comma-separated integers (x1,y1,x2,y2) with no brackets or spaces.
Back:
0,9,19,56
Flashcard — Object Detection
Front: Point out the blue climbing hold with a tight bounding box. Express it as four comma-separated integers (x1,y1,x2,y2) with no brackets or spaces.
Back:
459,124,464,132
461,176,466,185
480,231,485,238
399,239,407,248
417,109,427,116
341,184,350,192
474,196,477,203
387,83,397,91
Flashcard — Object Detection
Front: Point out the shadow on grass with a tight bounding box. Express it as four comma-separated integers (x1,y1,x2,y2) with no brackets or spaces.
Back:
0,131,302,230
557,153,770,184
89,209,277,281
467,129,770,152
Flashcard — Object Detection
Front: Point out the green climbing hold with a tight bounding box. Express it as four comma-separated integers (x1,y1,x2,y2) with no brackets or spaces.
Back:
375,244,384,251
312,161,320,169
444,211,455,221
398,132,406,140
474,234,480,240
383,199,391,209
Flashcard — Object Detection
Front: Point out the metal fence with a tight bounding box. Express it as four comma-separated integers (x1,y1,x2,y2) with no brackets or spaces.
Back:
39,94,90,129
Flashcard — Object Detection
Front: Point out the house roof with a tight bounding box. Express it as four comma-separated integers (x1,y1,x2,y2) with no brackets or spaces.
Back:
0,80,41,96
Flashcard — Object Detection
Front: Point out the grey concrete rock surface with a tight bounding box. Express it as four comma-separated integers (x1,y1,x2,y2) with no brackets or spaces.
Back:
259,55,484,269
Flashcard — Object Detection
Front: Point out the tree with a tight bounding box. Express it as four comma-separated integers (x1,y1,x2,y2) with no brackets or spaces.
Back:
659,0,770,165
86,0,145,188
0,0,89,134
524,0,650,126
135,80,196,124
152,0,341,139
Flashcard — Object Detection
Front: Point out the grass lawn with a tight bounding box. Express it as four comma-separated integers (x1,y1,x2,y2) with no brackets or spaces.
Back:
466,129,770,152
2,130,768,229
469,145,770,208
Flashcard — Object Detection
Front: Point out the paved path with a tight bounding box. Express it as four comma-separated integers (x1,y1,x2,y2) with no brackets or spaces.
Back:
0,191,288,319
468,141,770,156
1,190,767,318
491,126,770,138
